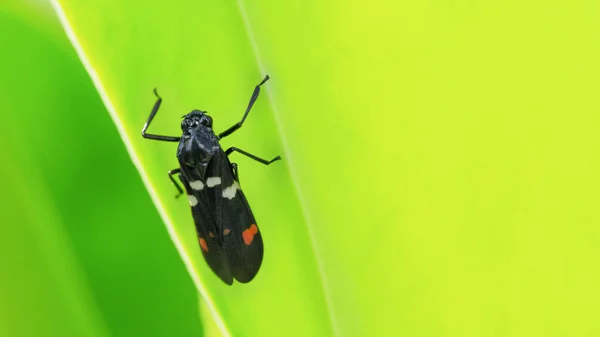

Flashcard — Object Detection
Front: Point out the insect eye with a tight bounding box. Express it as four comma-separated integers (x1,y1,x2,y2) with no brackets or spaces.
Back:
181,119,194,130
202,115,213,127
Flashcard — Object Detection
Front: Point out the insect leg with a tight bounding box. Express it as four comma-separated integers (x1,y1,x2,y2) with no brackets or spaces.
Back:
225,147,281,165
231,163,240,182
218,75,270,139
168,168,184,198
142,88,181,142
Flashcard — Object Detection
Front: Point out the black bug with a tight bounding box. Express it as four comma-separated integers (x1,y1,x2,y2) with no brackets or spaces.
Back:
142,75,280,285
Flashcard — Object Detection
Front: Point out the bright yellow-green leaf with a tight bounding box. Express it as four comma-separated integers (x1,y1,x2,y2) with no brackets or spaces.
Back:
53,0,600,336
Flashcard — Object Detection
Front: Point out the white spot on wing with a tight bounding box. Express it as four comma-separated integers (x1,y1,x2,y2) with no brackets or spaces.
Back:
206,177,221,187
188,195,198,206
222,181,240,200
189,180,204,191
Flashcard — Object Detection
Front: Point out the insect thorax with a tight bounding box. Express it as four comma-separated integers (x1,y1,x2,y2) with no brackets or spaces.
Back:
176,126,221,169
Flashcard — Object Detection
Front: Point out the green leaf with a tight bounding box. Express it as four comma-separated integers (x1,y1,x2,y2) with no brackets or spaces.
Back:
0,2,203,336
51,1,333,336
0,11,108,336
52,0,600,336
0,138,110,337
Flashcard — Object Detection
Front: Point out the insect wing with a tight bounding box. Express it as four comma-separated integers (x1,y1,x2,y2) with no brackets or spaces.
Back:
209,151,264,283
179,164,234,285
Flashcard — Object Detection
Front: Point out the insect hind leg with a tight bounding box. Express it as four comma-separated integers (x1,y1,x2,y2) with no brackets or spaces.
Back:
225,147,281,166
168,168,184,198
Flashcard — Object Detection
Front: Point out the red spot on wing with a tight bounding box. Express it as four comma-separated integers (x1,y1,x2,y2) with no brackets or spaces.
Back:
199,238,208,252
242,224,258,246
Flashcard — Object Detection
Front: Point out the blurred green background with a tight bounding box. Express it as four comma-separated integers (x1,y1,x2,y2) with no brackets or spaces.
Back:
0,1,203,337
2,0,600,336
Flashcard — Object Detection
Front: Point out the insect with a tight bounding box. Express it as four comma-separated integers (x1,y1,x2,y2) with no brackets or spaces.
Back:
142,75,280,285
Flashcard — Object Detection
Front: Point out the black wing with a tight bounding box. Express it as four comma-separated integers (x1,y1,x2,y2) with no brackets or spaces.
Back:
208,150,264,283
179,159,233,285
213,150,264,283
179,150,264,284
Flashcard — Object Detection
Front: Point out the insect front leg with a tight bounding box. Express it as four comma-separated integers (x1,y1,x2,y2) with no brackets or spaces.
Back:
218,75,270,139
225,147,281,166
168,168,184,198
142,89,181,142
